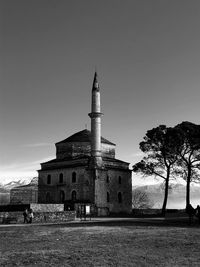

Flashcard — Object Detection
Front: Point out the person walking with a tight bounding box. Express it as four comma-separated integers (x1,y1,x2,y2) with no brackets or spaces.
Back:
28,209,34,224
23,209,28,224
186,204,195,225
195,205,200,225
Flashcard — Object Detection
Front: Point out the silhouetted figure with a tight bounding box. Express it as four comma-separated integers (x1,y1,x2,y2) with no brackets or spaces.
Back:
186,204,195,225
28,209,34,224
195,205,200,225
23,209,28,224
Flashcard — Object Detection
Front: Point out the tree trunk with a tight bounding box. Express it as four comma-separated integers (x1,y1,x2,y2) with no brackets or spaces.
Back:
186,167,191,208
161,168,170,217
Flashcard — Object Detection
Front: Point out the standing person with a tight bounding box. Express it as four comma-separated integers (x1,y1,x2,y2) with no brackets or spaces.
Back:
28,209,34,224
23,209,28,224
195,205,200,225
186,204,195,225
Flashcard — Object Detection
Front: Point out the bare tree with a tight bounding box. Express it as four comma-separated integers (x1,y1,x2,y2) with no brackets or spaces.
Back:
132,189,154,209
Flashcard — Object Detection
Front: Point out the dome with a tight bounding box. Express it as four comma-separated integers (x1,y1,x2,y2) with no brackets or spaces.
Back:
56,129,115,145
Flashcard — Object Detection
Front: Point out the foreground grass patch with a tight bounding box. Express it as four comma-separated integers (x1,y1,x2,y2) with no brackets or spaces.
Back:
0,223,200,266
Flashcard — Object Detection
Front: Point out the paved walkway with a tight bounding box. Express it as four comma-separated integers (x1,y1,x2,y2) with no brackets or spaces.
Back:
0,216,194,228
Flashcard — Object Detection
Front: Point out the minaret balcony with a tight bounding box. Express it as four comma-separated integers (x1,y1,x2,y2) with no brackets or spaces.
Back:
88,112,103,118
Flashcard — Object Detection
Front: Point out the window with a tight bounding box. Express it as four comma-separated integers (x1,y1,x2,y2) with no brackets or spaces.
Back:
118,176,121,184
60,190,65,203
118,192,122,203
106,175,109,183
107,192,110,203
47,175,51,185
72,172,76,183
71,190,77,201
59,173,63,184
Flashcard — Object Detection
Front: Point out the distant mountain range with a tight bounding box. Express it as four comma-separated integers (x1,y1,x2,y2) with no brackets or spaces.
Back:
133,183,200,209
0,178,199,209
0,178,38,204
0,177,37,193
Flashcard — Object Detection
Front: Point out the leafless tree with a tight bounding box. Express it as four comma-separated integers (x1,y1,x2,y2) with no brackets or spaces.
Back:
132,189,154,209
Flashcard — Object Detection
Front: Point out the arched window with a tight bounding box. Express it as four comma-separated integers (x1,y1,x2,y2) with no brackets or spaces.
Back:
60,190,65,203
46,192,50,202
47,175,51,185
107,192,110,203
118,176,122,184
72,172,76,183
71,190,77,201
59,173,63,184
118,192,122,203
106,175,109,183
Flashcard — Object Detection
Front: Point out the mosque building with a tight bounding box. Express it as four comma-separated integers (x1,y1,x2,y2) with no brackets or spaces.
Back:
38,73,132,215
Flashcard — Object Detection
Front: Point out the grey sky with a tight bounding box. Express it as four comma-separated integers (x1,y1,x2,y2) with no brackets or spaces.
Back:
1,0,200,183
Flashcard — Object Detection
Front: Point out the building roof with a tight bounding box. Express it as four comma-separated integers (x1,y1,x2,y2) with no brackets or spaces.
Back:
41,155,89,165
39,156,90,171
56,129,115,145
39,155,130,171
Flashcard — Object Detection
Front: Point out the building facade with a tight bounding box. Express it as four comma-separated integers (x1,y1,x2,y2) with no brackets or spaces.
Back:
10,177,38,204
38,73,132,215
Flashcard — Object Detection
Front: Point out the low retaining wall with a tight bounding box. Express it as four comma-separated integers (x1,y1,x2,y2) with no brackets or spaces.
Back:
0,211,75,224
30,203,64,212
0,204,30,212
132,209,162,216
132,209,187,217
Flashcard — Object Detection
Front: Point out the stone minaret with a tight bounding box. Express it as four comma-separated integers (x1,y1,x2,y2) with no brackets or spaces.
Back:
88,72,103,167
88,72,109,216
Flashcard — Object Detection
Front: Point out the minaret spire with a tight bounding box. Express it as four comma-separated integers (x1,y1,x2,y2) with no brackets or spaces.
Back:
92,72,99,91
88,72,103,167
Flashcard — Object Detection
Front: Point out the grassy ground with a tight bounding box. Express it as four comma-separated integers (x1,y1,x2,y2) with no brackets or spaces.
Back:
0,219,200,267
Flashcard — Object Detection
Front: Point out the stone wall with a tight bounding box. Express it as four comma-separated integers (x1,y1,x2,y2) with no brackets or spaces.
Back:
101,143,115,158
56,142,115,159
56,142,91,159
10,187,38,204
38,165,132,215
0,211,75,224
38,167,94,203
30,203,64,212
107,169,132,214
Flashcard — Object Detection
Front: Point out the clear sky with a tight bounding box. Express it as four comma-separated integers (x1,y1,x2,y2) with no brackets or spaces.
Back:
1,0,200,184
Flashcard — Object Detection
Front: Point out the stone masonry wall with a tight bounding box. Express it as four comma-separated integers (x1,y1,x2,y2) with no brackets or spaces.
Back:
38,167,94,203
10,188,38,204
30,203,64,212
0,211,75,224
107,169,132,214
